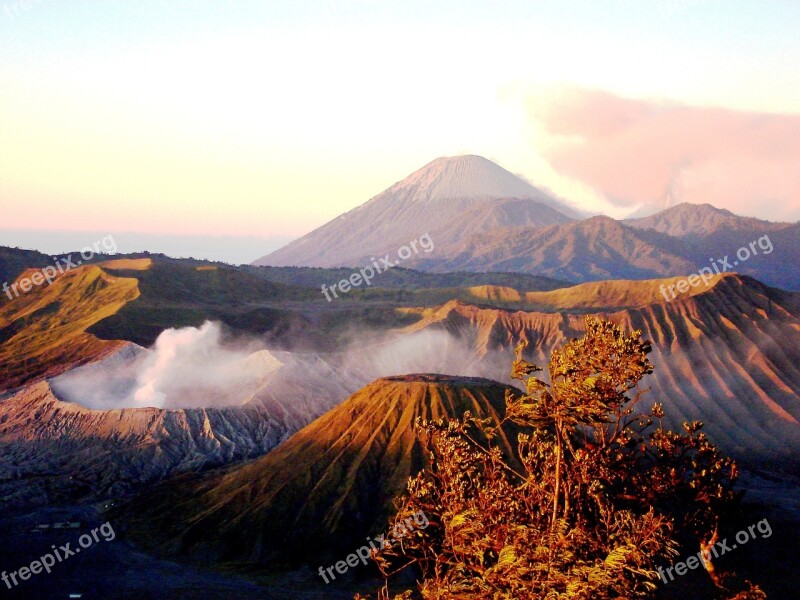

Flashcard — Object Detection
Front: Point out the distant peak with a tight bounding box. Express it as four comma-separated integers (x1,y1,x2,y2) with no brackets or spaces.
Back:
420,154,511,173
428,154,492,165
667,202,735,216
628,202,736,220
388,155,542,204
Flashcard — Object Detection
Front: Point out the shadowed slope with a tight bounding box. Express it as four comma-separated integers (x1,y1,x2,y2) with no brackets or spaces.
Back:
0,380,316,508
419,205,800,291
0,246,55,284
420,216,696,281
119,375,519,567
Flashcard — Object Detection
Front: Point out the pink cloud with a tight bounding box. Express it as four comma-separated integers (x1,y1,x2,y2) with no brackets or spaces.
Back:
527,87,800,220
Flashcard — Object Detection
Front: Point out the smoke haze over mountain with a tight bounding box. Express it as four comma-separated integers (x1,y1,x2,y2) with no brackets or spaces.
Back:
52,322,281,409
52,321,502,411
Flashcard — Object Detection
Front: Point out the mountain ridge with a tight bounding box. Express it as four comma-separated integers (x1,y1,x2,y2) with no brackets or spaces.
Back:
252,158,799,290
626,202,792,238
400,273,800,463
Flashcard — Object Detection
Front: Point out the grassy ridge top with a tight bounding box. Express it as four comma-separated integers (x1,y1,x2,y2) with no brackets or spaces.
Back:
466,274,729,312
0,266,139,390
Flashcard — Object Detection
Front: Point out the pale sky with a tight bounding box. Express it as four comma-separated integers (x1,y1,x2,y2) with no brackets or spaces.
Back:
1,1,799,260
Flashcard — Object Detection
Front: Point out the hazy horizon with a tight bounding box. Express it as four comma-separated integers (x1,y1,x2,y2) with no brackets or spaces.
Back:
0,228,294,265
3,1,799,250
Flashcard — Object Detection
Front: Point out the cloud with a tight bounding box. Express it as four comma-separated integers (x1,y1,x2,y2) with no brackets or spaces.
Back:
525,87,800,220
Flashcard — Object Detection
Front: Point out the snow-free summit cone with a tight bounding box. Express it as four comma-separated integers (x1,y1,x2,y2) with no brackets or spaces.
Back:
253,155,578,268
116,374,520,566
376,154,560,204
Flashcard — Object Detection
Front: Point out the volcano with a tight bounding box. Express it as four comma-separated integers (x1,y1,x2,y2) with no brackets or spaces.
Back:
254,155,577,268
118,375,519,567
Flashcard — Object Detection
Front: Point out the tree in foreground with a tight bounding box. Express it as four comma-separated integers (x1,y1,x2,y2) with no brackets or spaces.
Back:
357,317,765,599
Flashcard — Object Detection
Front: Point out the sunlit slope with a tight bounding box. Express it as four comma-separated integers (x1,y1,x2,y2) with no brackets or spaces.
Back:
403,274,800,462
98,258,153,270
119,375,519,567
0,258,324,390
466,274,723,311
4,254,798,465
0,265,140,389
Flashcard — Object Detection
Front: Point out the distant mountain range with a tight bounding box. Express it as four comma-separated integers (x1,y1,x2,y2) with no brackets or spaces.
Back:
255,156,800,291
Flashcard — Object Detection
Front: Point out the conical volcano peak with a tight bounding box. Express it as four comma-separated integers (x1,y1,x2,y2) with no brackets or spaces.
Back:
386,154,543,203
254,154,578,267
